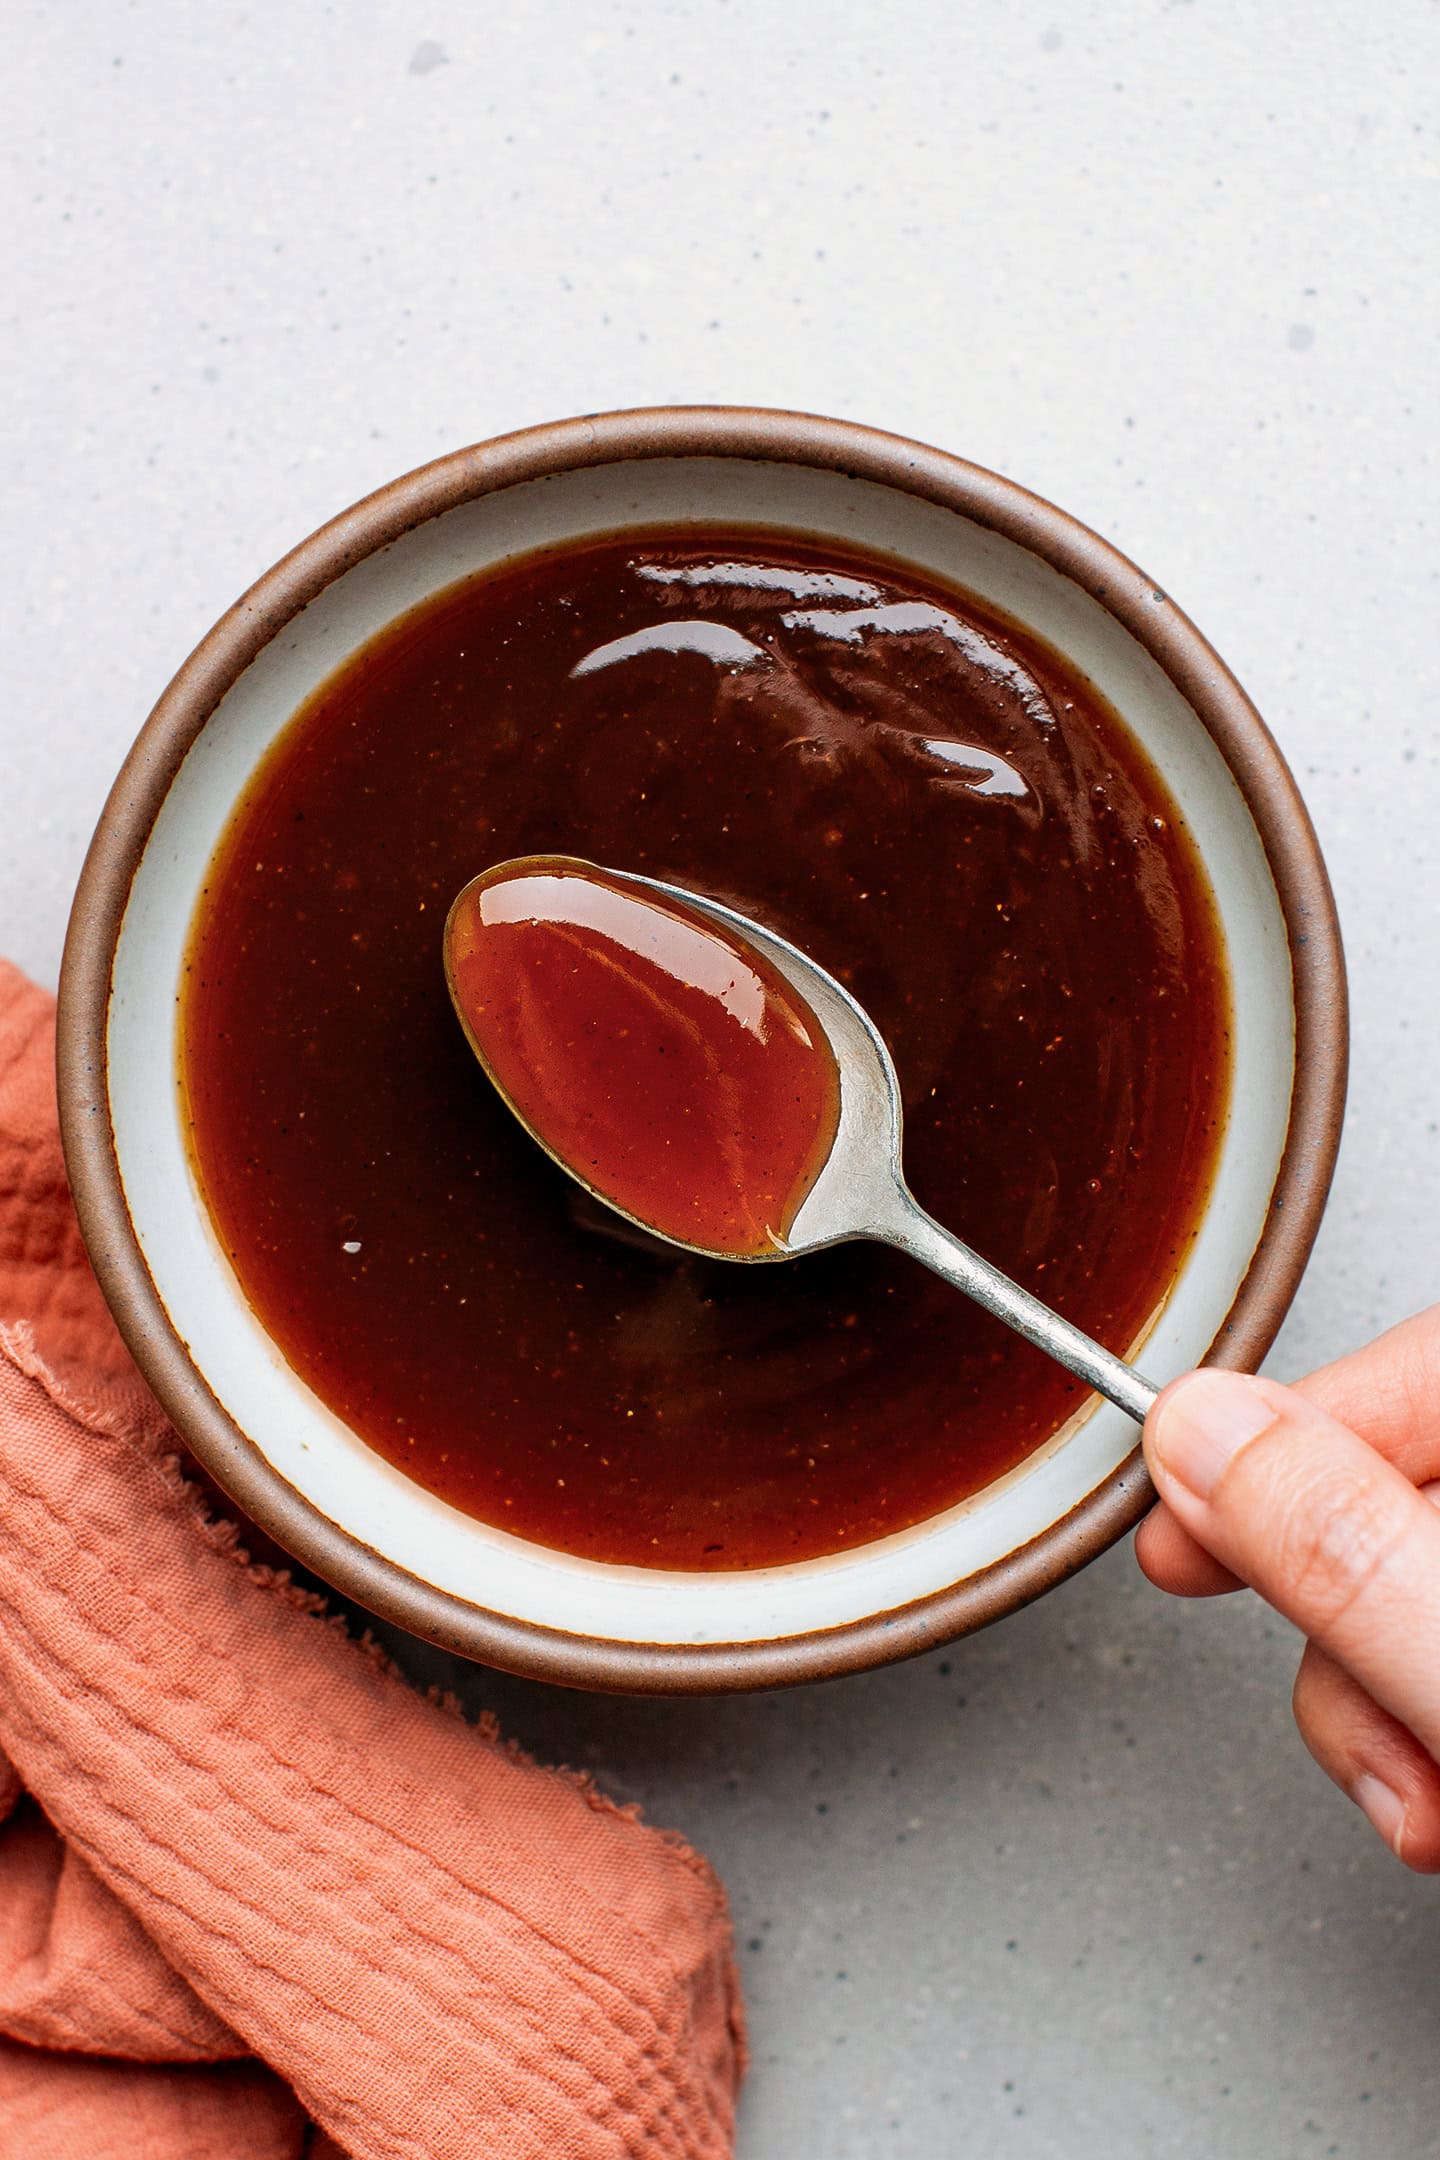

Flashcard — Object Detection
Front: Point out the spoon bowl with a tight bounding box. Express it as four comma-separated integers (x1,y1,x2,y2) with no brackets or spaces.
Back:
446,855,1159,1424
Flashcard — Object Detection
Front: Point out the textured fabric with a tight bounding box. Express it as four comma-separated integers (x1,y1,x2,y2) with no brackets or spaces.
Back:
0,959,744,2158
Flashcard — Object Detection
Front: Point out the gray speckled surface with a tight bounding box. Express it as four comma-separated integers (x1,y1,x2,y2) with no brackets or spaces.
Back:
5,4,1439,2153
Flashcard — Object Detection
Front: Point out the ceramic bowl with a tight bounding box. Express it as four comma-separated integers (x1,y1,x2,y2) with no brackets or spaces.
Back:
57,408,1347,1693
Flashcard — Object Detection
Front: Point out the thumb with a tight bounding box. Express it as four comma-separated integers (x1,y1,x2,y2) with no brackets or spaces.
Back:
1144,1368,1440,1764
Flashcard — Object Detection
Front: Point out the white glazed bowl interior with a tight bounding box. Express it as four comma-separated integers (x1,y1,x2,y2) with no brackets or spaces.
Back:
108,456,1293,1649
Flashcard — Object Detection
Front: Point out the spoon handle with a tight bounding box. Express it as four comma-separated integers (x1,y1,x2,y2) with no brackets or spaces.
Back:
876,1187,1160,1424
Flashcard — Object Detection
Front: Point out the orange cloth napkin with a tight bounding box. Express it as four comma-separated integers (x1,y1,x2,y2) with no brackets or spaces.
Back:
0,959,745,2159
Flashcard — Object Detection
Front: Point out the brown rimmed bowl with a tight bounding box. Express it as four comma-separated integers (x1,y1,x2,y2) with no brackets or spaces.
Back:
57,407,1347,1694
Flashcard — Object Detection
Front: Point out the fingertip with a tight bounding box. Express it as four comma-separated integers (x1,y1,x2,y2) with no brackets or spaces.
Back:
1352,1773,1408,1855
1397,1830,1440,1876
1355,1773,1440,1874
1143,1366,1284,1504
1393,1787,1440,1874
1135,1501,1243,1597
1132,1503,1168,1588
1293,1643,1440,1874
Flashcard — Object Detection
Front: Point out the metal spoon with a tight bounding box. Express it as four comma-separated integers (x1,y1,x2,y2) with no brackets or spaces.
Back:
448,862,1160,1425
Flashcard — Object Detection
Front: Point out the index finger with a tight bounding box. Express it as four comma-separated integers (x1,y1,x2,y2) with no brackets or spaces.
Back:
1294,1304,1440,1480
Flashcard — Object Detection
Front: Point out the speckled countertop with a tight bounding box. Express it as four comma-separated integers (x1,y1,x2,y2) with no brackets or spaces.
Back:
6,4,1439,2153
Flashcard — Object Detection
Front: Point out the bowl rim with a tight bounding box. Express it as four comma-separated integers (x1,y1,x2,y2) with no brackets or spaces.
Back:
56,404,1349,1695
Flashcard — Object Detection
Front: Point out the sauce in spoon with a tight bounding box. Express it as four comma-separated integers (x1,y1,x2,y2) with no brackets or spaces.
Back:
445,857,842,1257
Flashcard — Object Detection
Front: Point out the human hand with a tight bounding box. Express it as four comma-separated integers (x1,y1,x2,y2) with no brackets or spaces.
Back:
1137,1305,1440,1871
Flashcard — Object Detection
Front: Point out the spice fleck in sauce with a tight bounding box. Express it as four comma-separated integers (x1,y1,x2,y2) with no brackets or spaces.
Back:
445,860,841,1257
180,529,1231,1571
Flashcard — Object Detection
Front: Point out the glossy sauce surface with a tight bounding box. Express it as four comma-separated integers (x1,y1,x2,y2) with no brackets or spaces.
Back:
445,859,841,1257
180,529,1231,1570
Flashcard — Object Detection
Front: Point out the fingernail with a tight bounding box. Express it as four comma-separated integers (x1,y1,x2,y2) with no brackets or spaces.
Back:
1353,1773,1407,1857
1147,1370,1278,1501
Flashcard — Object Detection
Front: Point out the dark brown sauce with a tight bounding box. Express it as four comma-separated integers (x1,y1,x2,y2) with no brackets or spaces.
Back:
180,529,1231,1571
444,858,842,1258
